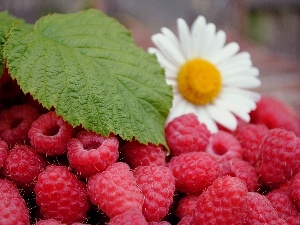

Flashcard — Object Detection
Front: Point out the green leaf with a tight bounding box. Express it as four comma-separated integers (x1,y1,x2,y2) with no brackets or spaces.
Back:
3,9,172,148
0,11,25,73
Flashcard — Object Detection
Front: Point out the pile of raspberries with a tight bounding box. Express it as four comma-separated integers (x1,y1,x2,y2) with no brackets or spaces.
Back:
1,69,300,225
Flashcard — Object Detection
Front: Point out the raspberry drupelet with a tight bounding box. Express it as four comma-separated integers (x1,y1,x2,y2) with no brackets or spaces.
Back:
0,104,40,147
28,111,73,156
67,130,119,177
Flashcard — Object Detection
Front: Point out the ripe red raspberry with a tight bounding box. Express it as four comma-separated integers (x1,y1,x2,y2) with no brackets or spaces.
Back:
205,130,243,162
29,111,74,156
290,171,300,208
177,216,194,225
0,179,30,225
87,162,144,218
108,209,148,225
120,138,166,168
167,151,220,195
258,128,300,188
148,221,171,225
34,165,90,224
244,192,287,225
234,123,268,167
219,158,259,191
266,188,300,224
133,164,175,222
0,104,40,147
193,176,248,225
67,131,119,177
250,95,300,136
165,113,211,156
176,195,198,219
0,140,8,169
3,144,46,189
35,219,88,225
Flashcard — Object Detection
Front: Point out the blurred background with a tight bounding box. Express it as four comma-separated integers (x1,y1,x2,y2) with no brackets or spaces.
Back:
1,0,300,113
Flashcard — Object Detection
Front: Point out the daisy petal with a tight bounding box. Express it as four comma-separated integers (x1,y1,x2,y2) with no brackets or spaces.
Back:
223,76,261,88
207,30,226,56
148,47,178,73
219,91,257,110
151,34,185,67
207,105,238,131
200,23,216,57
190,16,207,57
196,107,218,133
161,27,181,49
209,42,240,64
177,18,192,59
221,67,259,78
223,87,261,102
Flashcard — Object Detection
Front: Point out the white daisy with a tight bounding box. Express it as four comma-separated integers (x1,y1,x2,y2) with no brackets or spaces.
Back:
148,15,261,133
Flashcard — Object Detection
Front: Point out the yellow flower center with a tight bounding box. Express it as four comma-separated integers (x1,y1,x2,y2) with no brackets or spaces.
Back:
177,58,222,105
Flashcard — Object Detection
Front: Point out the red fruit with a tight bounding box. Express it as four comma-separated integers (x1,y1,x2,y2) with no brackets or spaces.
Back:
193,176,248,225
120,139,166,168
258,128,300,188
3,144,46,189
87,162,144,218
250,95,300,136
290,172,300,208
34,165,90,224
219,158,259,191
0,179,30,225
108,209,148,225
177,216,194,225
244,192,287,225
67,131,119,177
234,123,268,167
28,111,73,156
35,219,62,225
266,188,300,225
205,130,243,162
148,221,171,225
176,195,198,219
0,104,40,147
167,151,220,195
165,113,211,156
133,164,175,222
0,140,8,169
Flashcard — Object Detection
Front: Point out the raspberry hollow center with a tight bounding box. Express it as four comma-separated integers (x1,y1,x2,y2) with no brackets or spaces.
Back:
177,58,222,105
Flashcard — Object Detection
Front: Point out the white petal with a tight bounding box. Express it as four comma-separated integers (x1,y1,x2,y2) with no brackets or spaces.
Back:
199,23,216,57
223,76,261,88
222,87,261,102
161,27,181,49
177,18,192,59
206,105,238,131
219,91,257,110
151,34,186,67
165,69,178,80
148,47,178,73
221,67,259,78
217,51,252,71
190,16,207,57
207,30,226,57
196,107,218,133
213,98,251,122
209,42,240,64
167,98,189,123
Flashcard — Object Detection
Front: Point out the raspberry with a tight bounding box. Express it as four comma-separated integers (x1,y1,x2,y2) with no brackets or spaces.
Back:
177,216,194,225
0,140,8,169
87,162,144,218
0,179,30,225
258,128,300,188
3,144,46,189
193,176,248,225
165,113,211,156
35,219,88,225
34,165,90,224
28,111,74,156
148,221,171,225
266,188,300,224
120,138,166,168
67,131,119,177
175,195,198,219
290,171,300,208
234,123,268,167
0,104,40,147
205,130,243,162
244,192,287,225
167,151,220,195
133,164,175,222
250,95,300,136
108,209,148,225
219,158,259,191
